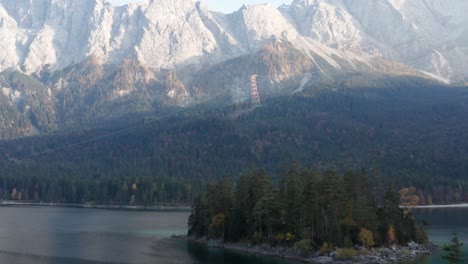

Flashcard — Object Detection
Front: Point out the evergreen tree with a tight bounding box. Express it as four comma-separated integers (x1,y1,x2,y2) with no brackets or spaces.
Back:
188,195,209,237
442,232,464,264
280,163,302,235
253,190,279,239
320,170,345,244
228,173,251,241
188,167,426,250
300,170,320,242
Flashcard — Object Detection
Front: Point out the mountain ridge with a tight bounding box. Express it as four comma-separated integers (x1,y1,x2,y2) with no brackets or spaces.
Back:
0,0,466,82
0,0,467,140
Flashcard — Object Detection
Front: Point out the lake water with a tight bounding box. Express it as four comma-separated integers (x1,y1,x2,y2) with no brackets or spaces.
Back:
411,207,468,264
0,206,465,264
0,207,297,264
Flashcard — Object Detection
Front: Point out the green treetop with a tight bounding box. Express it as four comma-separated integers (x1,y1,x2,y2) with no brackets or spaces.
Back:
442,232,464,264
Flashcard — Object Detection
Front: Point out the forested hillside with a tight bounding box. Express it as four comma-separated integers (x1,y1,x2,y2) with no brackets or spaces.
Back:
0,80,467,205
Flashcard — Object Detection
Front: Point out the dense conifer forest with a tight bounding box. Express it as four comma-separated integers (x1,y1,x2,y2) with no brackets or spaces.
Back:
0,173,204,205
0,81,467,205
188,166,428,250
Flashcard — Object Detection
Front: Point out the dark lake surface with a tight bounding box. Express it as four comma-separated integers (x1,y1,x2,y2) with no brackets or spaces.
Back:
0,206,466,264
411,207,468,264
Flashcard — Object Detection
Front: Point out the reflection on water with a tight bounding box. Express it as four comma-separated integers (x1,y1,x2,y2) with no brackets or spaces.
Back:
186,241,300,264
0,206,465,264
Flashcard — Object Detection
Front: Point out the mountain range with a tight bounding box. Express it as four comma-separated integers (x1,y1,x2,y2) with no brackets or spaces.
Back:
1,0,467,79
0,0,467,139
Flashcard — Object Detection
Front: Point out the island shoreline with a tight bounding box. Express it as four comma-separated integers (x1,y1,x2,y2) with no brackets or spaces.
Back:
187,237,434,264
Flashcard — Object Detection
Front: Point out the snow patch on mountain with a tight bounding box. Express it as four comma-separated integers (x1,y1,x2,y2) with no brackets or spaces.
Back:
293,73,312,94
419,70,451,85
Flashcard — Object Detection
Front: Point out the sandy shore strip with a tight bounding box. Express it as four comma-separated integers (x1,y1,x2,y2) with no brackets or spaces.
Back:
405,203,468,209
0,200,191,211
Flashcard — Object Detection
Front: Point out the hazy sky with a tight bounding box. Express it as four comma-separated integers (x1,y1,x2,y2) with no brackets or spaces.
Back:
108,0,292,13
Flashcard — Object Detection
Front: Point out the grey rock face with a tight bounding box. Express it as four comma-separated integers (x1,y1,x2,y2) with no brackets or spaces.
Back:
0,0,466,82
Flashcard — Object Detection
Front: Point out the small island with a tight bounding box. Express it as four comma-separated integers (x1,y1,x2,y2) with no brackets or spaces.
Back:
188,167,432,263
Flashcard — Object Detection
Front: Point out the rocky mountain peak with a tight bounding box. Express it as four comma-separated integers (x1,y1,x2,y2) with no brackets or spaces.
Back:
0,0,466,140
0,0,466,82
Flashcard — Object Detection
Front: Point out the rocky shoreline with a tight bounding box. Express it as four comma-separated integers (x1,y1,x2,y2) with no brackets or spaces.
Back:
188,237,433,264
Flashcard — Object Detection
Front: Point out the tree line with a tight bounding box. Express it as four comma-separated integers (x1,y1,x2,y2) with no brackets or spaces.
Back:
2,84,468,205
188,166,428,250
0,172,205,205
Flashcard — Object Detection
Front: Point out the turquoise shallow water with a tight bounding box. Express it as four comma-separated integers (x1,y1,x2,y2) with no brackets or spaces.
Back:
0,206,465,264
0,207,192,264
0,207,297,264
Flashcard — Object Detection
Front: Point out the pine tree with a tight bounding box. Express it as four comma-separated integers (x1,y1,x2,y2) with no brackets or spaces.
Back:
188,195,209,237
442,232,464,264
301,170,320,242
320,170,344,244
280,163,301,235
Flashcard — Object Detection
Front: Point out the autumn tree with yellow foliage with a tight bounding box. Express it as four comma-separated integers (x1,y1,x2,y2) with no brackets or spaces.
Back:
359,228,375,248
399,187,420,207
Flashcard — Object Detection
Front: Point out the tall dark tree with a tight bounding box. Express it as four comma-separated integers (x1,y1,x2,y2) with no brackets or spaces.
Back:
300,170,320,241
319,170,345,244
280,163,302,235
188,195,209,238
228,173,251,241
